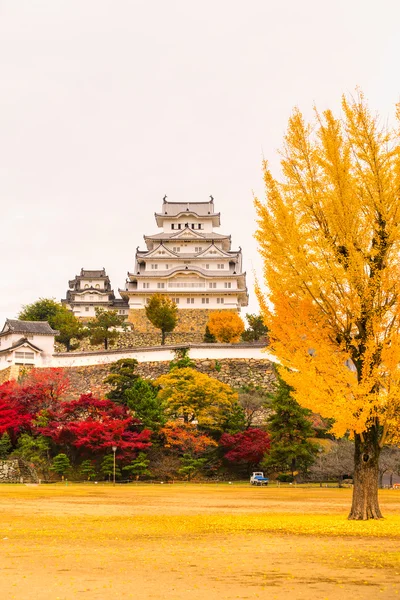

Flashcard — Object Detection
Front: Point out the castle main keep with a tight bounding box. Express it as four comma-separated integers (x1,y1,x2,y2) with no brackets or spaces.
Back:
120,198,248,333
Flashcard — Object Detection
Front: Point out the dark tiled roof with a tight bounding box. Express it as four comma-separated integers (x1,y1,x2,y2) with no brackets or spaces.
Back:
3,320,59,335
80,269,106,278
112,299,129,307
145,231,229,240
0,337,43,354
157,200,216,217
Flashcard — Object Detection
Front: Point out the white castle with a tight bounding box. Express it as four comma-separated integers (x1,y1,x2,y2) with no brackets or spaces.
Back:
62,198,248,336
119,197,248,312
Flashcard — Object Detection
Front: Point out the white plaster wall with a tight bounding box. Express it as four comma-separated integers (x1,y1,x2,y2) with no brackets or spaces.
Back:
51,345,275,368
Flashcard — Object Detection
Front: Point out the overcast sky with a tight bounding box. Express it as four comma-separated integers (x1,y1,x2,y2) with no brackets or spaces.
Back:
1,0,400,324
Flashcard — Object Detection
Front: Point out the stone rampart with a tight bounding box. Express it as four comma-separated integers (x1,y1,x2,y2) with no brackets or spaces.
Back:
61,357,276,400
0,459,39,483
128,308,238,336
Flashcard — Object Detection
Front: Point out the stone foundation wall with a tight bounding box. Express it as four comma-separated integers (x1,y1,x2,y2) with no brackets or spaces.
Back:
0,459,39,483
0,365,20,385
128,308,238,335
61,358,275,400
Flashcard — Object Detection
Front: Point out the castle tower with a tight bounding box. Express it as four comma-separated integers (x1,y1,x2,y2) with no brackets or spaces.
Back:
62,268,129,319
119,198,248,334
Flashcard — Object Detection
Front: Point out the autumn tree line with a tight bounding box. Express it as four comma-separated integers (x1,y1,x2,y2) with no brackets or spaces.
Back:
1,354,399,485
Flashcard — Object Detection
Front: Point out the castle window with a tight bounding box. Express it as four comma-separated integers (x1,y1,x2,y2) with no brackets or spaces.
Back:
191,224,195,229
151,264,158,269
85,306,90,312
198,224,202,230
224,282,231,288
195,247,203,253
217,298,224,304
95,284,100,289
205,264,209,269
173,247,180,253
143,283,150,288
157,283,165,289
217,264,224,269
187,297,194,304
84,284,89,288
171,224,175,230
165,264,169,269
172,297,180,304
209,282,216,288
177,224,182,230
201,298,209,304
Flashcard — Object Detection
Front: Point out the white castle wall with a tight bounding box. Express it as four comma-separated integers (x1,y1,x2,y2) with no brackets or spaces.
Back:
51,344,275,368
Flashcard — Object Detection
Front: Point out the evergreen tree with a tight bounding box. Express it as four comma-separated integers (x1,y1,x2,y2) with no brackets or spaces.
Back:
124,379,166,432
261,370,319,478
203,325,216,343
122,452,151,480
178,454,207,481
241,314,268,342
51,453,71,478
104,359,140,403
87,308,127,350
80,459,97,481
100,454,121,481
0,432,12,459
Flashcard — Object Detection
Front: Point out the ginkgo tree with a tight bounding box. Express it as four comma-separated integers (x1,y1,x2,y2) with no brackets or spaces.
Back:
255,92,400,520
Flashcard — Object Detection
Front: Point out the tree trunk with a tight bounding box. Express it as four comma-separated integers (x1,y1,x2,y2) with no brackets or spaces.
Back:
161,330,165,345
348,428,383,520
104,337,108,350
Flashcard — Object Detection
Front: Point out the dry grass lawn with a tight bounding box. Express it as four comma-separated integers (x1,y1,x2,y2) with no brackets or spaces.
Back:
0,483,399,599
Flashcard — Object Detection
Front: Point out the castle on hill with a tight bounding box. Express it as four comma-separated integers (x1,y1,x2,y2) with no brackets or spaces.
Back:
62,198,248,335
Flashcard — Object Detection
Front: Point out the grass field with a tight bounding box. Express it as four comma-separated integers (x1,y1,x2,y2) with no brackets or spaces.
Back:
0,483,399,599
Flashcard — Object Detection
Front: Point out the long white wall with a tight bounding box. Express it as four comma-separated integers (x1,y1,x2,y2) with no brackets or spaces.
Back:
51,344,275,368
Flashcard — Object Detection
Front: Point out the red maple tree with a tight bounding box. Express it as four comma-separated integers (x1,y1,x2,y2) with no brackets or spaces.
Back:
220,428,270,466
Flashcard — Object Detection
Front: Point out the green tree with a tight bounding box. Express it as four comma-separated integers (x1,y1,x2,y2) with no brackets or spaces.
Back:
203,325,216,343
178,454,207,481
19,298,86,351
0,432,12,459
100,454,121,481
241,314,268,342
87,308,127,350
169,347,195,370
261,370,319,478
122,452,151,480
104,359,139,403
80,460,97,481
145,294,178,345
14,433,52,480
51,453,71,478
124,379,166,432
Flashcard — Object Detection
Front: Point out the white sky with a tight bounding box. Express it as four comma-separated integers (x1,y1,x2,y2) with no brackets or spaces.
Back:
1,0,400,324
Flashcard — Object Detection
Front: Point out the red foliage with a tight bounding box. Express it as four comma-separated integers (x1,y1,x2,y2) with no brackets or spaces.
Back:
16,368,69,413
220,428,270,465
160,422,217,455
0,381,33,441
40,394,151,460
0,369,69,441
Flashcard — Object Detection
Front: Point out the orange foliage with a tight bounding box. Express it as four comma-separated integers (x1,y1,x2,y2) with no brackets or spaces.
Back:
207,311,244,343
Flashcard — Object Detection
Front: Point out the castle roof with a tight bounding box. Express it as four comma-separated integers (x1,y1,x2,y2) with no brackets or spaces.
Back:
0,337,44,354
1,320,59,336
78,269,108,279
157,200,217,217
